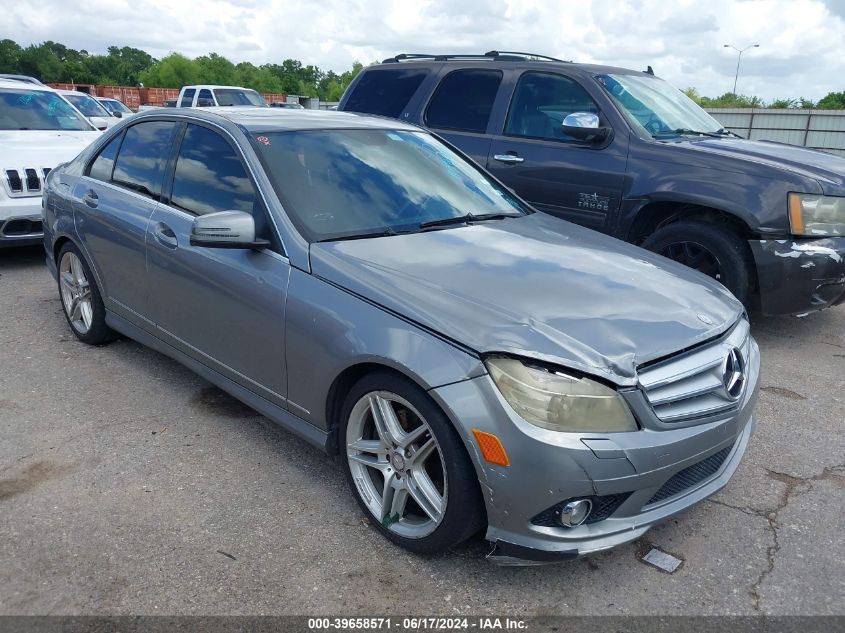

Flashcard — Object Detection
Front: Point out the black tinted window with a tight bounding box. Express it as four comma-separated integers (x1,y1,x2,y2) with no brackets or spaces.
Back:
425,69,502,133
171,124,256,216
344,69,428,118
112,121,177,199
506,72,599,141
87,134,122,182
180,89,195,107
197,89,213,106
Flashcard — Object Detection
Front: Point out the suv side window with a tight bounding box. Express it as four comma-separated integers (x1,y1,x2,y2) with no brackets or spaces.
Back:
180,88,195,107
505,72,600,142
87,134,123,182
425,69,502,134
197,89,214,107
344,68,428,117
112,121,178,200
171,124,256,216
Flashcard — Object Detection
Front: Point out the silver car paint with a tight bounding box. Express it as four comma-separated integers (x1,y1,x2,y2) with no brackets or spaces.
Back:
43,108,759,562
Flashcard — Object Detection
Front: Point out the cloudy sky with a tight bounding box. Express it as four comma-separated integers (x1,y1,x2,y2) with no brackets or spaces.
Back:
5,0,845,100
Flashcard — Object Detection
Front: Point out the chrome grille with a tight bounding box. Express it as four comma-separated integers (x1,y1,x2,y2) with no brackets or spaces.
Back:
638,319,751,423
3,167,48,197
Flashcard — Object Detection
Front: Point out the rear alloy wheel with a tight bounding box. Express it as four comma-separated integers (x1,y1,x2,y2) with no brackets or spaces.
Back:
57,243,115,345
340,372,484,554
642,220,753,306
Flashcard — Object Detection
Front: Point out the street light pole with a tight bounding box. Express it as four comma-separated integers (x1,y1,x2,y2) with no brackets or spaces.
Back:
723,44,760,94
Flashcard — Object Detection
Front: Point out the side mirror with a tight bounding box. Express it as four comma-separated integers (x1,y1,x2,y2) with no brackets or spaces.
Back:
90,116,109,130
561,112,610,143
189,211,269,249
112,111,123,118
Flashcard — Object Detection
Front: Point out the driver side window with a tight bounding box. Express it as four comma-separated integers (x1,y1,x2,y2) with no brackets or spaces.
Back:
505,72,600,142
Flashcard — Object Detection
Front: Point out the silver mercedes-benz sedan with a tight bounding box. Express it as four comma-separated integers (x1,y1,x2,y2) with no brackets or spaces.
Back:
42,107,759,564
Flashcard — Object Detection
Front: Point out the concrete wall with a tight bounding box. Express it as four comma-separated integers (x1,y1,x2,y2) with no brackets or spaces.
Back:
705,108,845,157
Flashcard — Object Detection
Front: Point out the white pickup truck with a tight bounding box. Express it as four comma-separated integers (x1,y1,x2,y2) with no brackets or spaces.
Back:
176,85,268,108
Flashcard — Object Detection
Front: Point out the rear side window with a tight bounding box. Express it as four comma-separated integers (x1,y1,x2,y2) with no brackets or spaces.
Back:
197,89,214,106
87,134,123,182
171,124,256,216
344,68,428,118
112,121,178,199
425,69,502,133
180,88,195,107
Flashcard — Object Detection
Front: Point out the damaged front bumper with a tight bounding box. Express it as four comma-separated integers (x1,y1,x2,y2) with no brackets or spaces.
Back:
750,237,845,315
429,334,759,566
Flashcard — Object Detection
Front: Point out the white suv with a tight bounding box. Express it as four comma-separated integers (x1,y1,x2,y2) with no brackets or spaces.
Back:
0,80,102,247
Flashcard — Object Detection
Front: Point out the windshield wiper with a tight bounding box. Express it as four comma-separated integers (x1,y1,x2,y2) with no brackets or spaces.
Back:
654,128,724,139
318,227,403,242
418,212,521,230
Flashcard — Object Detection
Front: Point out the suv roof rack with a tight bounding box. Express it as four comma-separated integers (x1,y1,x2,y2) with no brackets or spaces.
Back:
381,51,567,63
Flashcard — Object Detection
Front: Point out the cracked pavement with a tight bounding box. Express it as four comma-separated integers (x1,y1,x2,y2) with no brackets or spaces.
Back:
1,246,844,615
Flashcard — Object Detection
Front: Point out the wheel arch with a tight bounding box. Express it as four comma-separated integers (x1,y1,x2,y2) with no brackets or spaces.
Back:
625,200,757,245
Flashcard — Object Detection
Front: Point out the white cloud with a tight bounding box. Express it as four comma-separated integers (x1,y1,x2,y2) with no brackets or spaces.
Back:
3,0,844,100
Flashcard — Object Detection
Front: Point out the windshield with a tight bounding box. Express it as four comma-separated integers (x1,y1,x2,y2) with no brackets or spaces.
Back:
0,89,93,131
597,74,724,137
64,93,111,118
252,129,528,242
101,99,132,114
215,88,267,107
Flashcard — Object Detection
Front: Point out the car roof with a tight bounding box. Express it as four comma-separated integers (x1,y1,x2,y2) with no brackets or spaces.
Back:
0,78,57,92
57,89,94,96
371,57,649,77
183,85,260,90
143,106,423,133
0,74,45,85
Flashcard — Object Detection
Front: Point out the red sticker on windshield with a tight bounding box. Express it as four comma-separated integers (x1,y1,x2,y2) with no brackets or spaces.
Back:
256,135,270,146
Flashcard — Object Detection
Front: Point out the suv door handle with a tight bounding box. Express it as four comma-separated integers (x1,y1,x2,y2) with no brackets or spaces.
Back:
82,189,98,208
493,153,524,164
153,222,178,249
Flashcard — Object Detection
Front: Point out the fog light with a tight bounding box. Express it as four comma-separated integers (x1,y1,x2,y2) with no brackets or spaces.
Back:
558,499,592,527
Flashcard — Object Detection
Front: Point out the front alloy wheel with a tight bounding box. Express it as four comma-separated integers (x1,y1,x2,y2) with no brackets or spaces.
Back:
340,371,484,554
346,391,447,539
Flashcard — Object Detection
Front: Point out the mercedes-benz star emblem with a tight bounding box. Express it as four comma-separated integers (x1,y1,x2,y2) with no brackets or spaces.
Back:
723,348,745,400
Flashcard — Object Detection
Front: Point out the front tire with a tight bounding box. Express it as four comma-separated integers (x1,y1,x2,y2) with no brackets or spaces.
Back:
340,371,484,554
57,242,115,345
641,220,753,305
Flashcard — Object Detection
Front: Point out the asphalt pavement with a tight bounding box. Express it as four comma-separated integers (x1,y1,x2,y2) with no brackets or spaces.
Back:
1,245,843,616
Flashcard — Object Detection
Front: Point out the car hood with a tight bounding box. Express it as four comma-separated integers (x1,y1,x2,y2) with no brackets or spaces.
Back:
309,213,743,385
687,137,845,195
0,130,102,168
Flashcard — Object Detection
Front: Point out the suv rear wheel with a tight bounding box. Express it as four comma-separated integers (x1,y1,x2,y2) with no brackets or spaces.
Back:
642,220,753,305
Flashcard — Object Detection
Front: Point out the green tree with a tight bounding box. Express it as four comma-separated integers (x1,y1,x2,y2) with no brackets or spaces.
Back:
0,39,23,72
139,53,199,87
817,91,845,109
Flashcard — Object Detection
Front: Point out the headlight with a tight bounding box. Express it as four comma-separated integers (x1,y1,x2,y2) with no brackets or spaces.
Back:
485,357,637,433
789,193,845,236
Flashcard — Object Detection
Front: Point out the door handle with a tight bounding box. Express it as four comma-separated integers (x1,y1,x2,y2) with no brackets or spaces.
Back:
153,222,178,249
493,153,524,164
82,189,99,208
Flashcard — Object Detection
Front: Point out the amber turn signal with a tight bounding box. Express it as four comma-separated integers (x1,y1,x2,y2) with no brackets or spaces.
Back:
472,428,510,466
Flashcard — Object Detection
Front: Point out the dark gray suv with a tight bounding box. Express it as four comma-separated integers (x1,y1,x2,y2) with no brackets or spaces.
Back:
339,51,845,316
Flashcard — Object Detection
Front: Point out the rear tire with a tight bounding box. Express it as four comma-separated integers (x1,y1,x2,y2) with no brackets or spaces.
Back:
56,242,115,345
642,220,753,305
339,371,485,554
